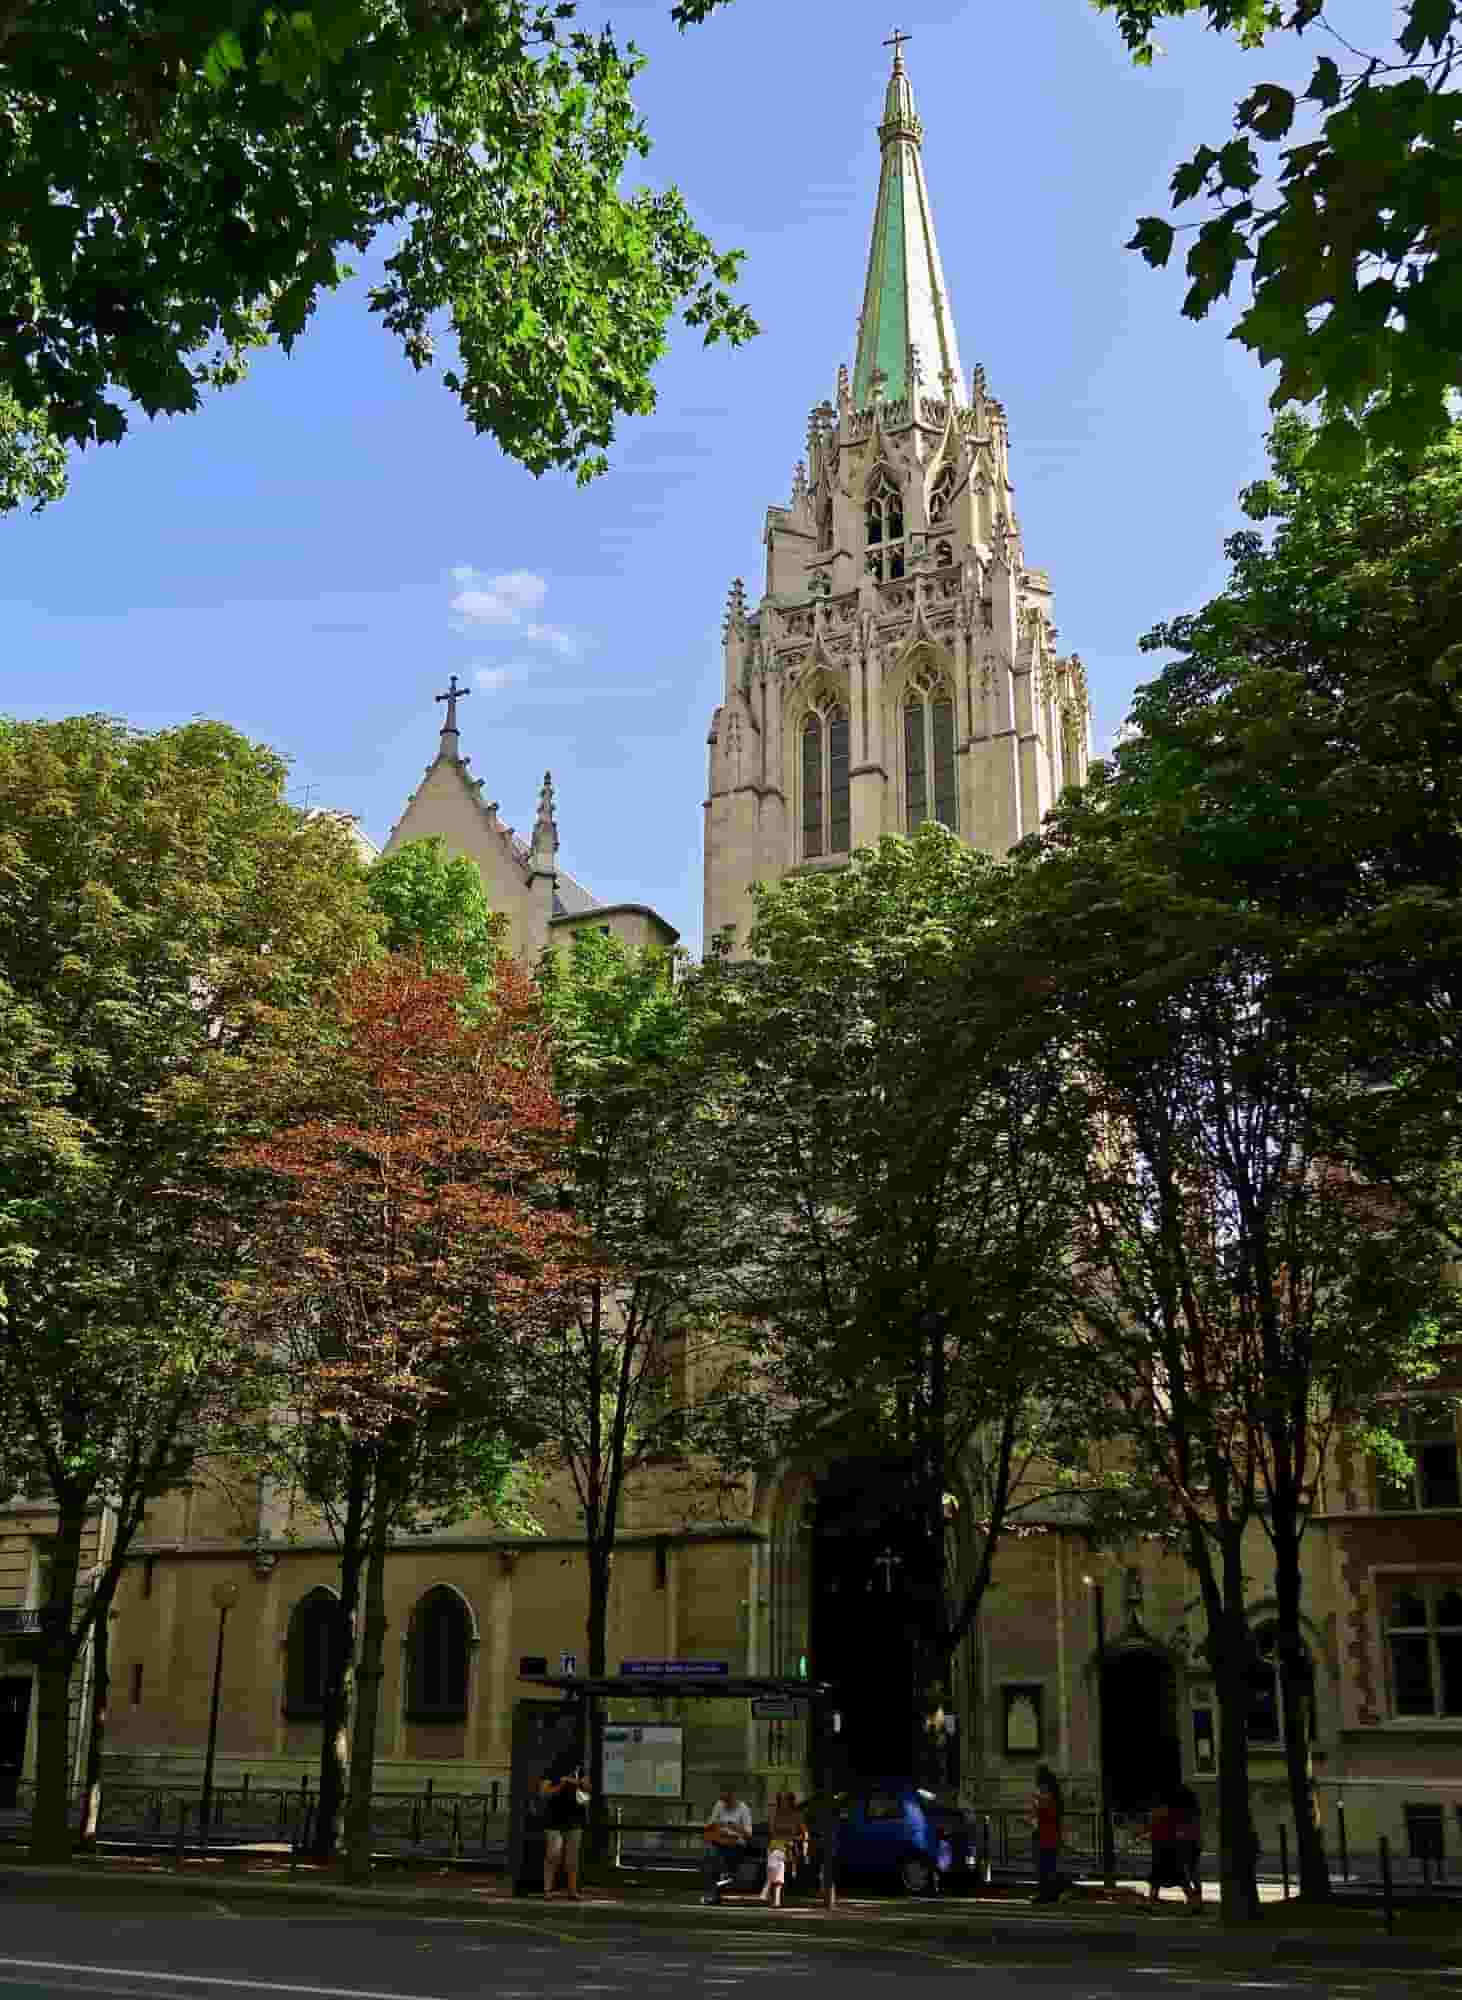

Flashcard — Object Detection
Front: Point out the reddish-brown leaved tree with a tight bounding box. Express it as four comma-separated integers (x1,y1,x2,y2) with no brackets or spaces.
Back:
232,953,585,1880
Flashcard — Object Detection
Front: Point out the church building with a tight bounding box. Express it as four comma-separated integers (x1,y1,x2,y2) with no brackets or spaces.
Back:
703,35,1090,948
2,41,1451,1872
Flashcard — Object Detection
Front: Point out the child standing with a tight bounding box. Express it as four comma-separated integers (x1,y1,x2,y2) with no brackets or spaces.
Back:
759,1840,788,1908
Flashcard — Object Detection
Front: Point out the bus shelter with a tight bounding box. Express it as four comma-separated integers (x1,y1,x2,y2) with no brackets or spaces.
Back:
510,1669,842,1906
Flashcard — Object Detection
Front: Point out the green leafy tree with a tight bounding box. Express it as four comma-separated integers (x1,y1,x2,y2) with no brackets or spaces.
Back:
1026,407,1462,1897
532,929,753,1863
1023,818,1450,1912
1109,413,1462,1255
688,828,1094,1789
0,714,380,1861
0,0,757,511
367,836,503,999
0,388,66,513
1095,0,1462,468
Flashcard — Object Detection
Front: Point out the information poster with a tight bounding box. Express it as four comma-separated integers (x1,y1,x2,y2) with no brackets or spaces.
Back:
602,1723,683,1798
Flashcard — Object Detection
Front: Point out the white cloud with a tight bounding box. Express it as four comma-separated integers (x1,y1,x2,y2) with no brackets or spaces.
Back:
474,666,515,691
524,622,585,662
448,566,548,629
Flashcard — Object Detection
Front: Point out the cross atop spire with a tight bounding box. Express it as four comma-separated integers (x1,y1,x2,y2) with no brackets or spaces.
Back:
883,25,912,70
435,672,471,738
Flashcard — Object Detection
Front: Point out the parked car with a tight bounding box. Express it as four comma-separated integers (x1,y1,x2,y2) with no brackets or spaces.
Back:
834,1782,978,1895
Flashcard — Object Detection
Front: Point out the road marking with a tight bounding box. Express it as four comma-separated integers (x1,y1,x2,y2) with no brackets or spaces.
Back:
0,1961,460,2000
212,1904,241,1920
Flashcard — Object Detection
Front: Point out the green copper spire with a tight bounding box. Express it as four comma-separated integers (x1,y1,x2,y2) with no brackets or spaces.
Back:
851,34,966,411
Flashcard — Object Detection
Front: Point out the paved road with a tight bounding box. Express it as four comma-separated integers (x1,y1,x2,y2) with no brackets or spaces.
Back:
0,1896,1455,2000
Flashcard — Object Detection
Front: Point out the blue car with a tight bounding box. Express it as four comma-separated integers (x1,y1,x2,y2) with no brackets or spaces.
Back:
833,1782,977,1896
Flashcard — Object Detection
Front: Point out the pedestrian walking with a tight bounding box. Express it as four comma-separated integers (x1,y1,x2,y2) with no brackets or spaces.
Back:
540,1760,590,1900
1173,1784,1203,1909
1029,1765,1064,1904
701,1782,753,1904
759,1839,788,1908
1147,1788,1184,1905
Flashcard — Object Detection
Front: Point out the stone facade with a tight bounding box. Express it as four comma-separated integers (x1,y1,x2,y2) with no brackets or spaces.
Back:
703,46,1089,951
385,707,678,962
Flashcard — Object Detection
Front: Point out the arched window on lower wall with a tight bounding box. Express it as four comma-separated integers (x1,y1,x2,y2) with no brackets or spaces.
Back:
904,674,958,833
284,1589,341,1721
800,706,850,860
407,1587,471,1722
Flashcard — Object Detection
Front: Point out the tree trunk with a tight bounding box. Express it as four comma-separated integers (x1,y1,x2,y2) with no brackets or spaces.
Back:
1273,1532,1329,1900
1205,1532,1261,1927
583,1546,611,1865
28,1497,87,1863
342,1464,392,1885
77,1600,113,1850
312,1443,369,1863
1212,1646,1259,1924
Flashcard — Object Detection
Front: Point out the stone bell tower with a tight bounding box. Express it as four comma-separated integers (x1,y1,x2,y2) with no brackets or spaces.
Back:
703,35,1092,951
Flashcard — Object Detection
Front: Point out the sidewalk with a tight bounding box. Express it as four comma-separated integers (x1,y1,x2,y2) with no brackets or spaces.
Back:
1,1856,1458,1972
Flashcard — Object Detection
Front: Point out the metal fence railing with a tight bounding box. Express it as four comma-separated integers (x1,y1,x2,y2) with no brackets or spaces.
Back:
0,1779,512,1862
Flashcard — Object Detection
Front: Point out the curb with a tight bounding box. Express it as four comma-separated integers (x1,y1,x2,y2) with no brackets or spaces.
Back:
0,1863,1457,1971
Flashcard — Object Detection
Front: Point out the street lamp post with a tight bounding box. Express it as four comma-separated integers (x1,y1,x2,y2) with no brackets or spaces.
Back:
1083,1573,1116,1891
199,1580,240,1856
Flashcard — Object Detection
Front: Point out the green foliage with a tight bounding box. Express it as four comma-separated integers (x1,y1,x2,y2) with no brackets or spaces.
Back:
1026,414,1462,1907
366,835,503,996
0,715,380,1513
1094,0,1462,462
688,828,1097,1693
533,929,751,1543
0,389,67,513
1103,413,1462,1250
0,1,757,512
0,712,380,1858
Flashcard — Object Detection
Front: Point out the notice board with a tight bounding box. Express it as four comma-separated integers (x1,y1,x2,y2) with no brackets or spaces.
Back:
602,1722,683,1798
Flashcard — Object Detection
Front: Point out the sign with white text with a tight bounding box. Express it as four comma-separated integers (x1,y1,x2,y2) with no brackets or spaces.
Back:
619,1659,729,1677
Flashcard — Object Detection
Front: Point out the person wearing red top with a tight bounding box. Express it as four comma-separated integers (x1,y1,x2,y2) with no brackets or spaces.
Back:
1029,1765,1063,1904
1148,1789,1183,1905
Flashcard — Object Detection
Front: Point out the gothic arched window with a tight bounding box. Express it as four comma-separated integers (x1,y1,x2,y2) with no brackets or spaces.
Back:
284,1589,341,1720
407,1587,471,1721
864,468,904,582
903,675,958,833
817,493,833,552
801,706,850,860
929,464,955,523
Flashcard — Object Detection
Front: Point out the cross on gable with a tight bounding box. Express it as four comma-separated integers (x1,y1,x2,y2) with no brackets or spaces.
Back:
436,672,471,733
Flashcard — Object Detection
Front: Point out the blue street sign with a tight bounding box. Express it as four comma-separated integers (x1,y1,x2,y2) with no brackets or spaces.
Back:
620,1659,730,1677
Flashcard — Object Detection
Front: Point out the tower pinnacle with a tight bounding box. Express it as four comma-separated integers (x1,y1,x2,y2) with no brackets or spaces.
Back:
851,38,966,412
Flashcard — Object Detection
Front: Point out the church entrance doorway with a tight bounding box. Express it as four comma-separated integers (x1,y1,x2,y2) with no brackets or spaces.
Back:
810,1459,948,1783
0,1677,32,1809
1100,1649,1181,1812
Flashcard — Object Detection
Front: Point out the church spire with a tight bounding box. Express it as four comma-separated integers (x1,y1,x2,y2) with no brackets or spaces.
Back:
851,33,966,412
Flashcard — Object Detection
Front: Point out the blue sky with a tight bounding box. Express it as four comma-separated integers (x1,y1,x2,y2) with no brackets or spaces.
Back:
0,0,1371,952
